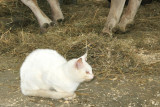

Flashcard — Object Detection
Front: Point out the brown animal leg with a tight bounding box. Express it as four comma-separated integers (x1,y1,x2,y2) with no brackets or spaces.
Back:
47,0,64,23
102,0,126,36
118,0,142,32
21,0,53,32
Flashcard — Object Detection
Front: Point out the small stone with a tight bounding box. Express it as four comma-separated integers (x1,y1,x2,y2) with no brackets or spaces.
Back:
95,82,99,84
64,100,69,104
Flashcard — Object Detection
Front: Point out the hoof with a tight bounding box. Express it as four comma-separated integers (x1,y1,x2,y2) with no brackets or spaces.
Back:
42,23,49,29
40,23,49,34
40,22,55,34
100,32,113,38
117,20,134,33
40,28,47,34
50,21,55,26
118,27,126,33
57,19,64,23
117,24,126,33
117,24,133,34
102,28,113,38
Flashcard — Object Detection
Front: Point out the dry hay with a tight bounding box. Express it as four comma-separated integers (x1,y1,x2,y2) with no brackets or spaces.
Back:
0,0,160,79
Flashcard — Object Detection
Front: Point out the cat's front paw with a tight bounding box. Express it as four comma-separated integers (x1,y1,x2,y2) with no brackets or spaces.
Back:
64,93,76,100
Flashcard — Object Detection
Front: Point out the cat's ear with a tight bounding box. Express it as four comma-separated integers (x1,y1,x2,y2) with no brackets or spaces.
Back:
81,53,87,61
75,58,83,69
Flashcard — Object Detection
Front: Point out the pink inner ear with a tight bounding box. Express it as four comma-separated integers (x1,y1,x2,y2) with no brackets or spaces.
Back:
76,58,83,69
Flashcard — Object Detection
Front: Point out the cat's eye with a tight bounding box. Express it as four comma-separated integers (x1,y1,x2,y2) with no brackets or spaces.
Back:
86,71,90,74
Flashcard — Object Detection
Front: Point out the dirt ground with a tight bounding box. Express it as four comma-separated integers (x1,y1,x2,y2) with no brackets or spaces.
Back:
0,71,160,107
0,0,160,107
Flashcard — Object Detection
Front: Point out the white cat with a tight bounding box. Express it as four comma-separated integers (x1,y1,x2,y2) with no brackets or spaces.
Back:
20,49,94,100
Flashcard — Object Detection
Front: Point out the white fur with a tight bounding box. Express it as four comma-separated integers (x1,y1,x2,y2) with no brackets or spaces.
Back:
20,49,94,99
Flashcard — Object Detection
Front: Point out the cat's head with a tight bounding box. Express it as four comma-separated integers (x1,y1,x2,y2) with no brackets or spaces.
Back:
69,53,94,82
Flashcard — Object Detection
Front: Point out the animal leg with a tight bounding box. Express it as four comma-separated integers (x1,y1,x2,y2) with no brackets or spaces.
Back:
118,0,142,32
102,0,126,36
47,0,64,23
21,0,53,32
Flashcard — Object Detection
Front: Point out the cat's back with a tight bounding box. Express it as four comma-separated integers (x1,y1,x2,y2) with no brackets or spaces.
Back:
29,49,65,60
21,49,67,71
26,49,65,61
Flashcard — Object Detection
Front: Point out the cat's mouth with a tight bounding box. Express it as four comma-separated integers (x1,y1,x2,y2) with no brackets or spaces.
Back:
85,78,94,82
85,75,94,82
